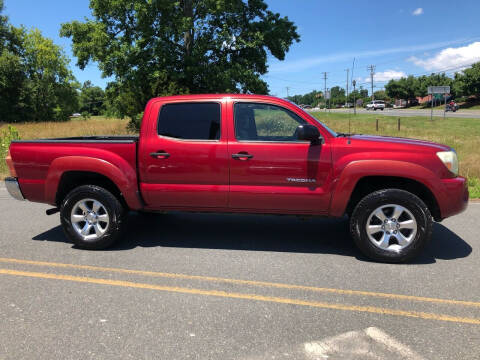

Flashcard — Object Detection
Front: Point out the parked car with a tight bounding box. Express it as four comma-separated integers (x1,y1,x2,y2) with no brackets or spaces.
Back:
5,94,468,263
366,100,385,111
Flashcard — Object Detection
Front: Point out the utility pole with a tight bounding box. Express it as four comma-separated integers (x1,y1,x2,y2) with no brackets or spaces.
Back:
351,58,356,115
345,69,349,107
286,87,290,98
368,65,376,101
322,72,328,112
327,88,331,113
352,80,356,115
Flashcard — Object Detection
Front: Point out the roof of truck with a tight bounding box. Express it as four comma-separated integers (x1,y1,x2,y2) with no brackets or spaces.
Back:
149,93,285,102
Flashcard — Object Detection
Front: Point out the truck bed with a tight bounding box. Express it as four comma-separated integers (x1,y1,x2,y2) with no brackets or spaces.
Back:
13,135,139,143
9,136,139,206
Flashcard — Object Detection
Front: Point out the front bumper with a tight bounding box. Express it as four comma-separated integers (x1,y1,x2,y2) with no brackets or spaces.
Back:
438,176,468,219
4,177,25,201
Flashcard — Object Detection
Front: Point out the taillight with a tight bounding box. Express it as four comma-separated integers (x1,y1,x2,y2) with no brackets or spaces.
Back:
5,149,17,177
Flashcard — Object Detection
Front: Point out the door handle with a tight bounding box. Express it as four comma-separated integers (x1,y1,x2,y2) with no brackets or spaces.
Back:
232,153,253,160
150,151,170,159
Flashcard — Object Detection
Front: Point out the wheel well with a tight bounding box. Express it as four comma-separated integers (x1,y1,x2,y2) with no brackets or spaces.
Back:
345,176,441,221
56,171,127,208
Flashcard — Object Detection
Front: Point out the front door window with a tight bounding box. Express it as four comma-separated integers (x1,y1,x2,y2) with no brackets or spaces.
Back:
234,103,307,142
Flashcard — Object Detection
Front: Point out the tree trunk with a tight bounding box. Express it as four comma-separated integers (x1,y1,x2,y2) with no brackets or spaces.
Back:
183,0,193,57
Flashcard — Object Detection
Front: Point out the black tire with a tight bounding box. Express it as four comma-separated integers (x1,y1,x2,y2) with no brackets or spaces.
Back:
350,189,433,263
60,185,126,250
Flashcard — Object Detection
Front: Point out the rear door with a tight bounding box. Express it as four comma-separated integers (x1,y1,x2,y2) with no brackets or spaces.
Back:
139,99,229,209
227,101,333,214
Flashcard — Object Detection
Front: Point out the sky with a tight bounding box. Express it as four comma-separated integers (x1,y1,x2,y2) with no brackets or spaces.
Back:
4,0,480,97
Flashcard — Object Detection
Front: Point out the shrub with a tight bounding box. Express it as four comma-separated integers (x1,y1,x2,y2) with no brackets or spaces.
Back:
0,125,20,175
81,111,91,121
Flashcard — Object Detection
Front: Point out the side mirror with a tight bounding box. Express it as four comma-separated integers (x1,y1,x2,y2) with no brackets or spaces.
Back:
296,124,321,144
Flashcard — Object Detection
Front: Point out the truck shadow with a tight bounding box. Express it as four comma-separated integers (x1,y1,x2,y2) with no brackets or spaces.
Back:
32,212,471,264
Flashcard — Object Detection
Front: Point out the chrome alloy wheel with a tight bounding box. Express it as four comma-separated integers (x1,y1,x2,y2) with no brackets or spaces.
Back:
70,198,110,241
366,204,417,252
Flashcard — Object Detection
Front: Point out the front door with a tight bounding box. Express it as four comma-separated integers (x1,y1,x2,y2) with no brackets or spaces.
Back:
140,100,229,209
228,101,332,214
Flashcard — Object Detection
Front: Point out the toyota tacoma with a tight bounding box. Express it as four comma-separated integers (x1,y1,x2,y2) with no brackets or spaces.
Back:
4,94,468,262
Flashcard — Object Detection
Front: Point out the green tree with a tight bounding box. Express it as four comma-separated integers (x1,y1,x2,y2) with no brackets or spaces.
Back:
61,0,300,129
22,29,79,121
373,90,386,101
329,86,345,106
415,73,453,97
287,90,322,107
385,76,417,102
79,80,105,115
0,2,79,122
454,62,480,97
0,0,29,122
0,49,28,122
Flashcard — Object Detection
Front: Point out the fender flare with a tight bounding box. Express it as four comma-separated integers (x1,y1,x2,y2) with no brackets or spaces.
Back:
44,156,142,210
329,160,440,217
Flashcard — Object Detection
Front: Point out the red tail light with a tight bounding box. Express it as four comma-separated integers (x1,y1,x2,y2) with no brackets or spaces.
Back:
5,149,17,177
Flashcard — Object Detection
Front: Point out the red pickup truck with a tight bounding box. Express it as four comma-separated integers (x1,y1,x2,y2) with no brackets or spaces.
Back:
5,94,468,262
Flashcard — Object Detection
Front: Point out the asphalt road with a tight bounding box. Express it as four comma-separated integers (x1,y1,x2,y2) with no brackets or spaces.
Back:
1,188,479,359
323,108,480,118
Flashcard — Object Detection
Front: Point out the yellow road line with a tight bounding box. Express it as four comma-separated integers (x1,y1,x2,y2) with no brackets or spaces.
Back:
0,268,479,325
1,257,479,308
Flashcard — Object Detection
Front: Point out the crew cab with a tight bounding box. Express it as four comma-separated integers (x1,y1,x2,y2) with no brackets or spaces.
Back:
366,100,385,111
4,94,468,262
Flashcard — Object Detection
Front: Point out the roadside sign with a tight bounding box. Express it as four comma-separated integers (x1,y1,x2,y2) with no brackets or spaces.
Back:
428,86,450,94
324,91,331,100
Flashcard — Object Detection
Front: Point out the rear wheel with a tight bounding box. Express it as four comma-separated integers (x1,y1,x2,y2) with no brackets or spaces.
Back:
350,189,432,263
60,185,126,249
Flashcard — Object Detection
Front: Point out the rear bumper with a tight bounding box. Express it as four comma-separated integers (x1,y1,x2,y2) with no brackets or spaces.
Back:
438,176,468,220
4,177,25,201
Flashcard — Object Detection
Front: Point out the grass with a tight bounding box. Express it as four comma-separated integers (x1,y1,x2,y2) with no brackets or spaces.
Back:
0,116,131,140
468,177,480,199
0,116,131,177
1,113,479,198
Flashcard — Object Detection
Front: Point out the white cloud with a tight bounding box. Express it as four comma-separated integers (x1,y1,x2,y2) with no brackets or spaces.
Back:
268,38,476,73
408,41,480,71
412,8,424,16
364,70,407,83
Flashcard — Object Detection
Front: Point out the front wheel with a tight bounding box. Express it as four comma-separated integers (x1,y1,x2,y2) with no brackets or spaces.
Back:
60,185,126,250
350,189,433,263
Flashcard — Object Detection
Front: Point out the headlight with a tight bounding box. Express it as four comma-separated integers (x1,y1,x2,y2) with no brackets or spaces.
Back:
436,150,458,176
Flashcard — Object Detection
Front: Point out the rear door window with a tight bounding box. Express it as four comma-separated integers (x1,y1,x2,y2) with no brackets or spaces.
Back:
158,102,221,140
